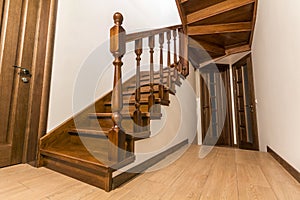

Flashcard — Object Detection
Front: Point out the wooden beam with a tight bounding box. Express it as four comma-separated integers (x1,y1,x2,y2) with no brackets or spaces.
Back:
175,0,187,33
225,44,250,55
249,0,258,47
187,0,255,24
187,22,252,35
189,39,225,55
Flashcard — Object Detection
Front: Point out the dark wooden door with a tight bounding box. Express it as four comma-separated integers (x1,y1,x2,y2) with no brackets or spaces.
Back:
0,0,57,167
200,64,233,146
0,0,27,167
232,54,259,150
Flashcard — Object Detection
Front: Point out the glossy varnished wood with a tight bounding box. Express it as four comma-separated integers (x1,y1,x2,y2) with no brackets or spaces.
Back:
1,145,299,199
0,0,57,167
176,0,258,65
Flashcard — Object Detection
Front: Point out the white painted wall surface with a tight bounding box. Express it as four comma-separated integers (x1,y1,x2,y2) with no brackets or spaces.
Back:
252,0,300,171
47,0,181,131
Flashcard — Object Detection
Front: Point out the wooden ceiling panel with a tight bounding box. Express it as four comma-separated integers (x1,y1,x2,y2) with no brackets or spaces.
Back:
191,32,251,49
175,0,257,65
182,0,226,15
189,4,254,26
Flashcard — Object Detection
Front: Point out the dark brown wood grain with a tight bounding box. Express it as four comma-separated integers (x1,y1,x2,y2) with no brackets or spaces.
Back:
232,53,259,150
176,0,257,65
0,0,57,167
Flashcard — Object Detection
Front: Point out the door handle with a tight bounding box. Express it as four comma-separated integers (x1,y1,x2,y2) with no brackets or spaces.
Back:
246,104,254,112
13,65,32,83
13,65,32,77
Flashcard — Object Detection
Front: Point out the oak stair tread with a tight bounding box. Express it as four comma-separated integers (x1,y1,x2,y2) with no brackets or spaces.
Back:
89,112,162,120
104,98,162,106
68,128,110,138
40,146,135,171
68,123,152,139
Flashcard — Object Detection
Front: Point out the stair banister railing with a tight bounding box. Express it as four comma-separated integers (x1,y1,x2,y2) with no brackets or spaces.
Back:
110,12,188,161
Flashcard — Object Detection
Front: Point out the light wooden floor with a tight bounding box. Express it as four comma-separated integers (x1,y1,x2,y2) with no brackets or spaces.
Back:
0,145,299,200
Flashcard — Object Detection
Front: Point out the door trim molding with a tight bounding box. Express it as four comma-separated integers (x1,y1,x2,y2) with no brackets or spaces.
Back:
23,0,58,164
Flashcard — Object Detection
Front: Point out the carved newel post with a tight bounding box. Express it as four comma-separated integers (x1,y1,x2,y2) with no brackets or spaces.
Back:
109,12,126,162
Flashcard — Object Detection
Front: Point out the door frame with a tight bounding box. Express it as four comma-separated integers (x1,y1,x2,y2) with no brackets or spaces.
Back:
232,53,259,150
2,0,58,166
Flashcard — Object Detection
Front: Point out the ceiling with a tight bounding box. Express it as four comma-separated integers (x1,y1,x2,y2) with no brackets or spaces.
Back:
176,0,258,66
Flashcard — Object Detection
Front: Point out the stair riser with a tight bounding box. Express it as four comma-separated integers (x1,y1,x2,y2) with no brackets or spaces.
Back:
40,155,112,191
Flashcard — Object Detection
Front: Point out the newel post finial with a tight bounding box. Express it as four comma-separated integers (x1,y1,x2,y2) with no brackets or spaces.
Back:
113,12,123,25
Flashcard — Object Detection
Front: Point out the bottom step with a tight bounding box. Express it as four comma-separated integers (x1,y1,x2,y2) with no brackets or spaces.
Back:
39,143,135,192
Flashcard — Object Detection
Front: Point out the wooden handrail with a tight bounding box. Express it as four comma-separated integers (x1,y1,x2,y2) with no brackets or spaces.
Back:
126,25,182,43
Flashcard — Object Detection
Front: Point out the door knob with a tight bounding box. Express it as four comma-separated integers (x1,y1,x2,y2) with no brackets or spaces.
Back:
13,65,32,77
13,65,31,83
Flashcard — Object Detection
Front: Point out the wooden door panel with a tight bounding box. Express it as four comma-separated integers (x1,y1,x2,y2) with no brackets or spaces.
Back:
233,53,259,150
200,64,233,147
0,0,23,144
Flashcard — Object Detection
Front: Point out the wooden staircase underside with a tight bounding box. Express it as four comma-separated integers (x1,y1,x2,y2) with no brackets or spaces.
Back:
176,0,258,65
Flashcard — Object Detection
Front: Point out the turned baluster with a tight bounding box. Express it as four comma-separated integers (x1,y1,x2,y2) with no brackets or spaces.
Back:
159,33,164,99
172,29,179,82
178,28,183,75
166,31,172,89
148,35,155,115
109,12,126,162
180,29,189,77
134,39,143,133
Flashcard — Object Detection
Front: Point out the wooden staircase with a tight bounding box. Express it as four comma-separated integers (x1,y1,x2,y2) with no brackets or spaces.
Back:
38,13,189,192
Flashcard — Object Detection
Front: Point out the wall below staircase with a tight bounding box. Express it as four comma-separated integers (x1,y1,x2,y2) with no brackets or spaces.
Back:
252,0,300,171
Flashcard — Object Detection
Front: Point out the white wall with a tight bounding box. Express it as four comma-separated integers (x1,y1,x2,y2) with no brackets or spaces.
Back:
47,0,181,131
252,0,300,171
47,0,197,171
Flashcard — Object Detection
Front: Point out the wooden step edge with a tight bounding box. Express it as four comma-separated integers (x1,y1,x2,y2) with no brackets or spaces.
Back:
40,148,109,169
122,90,159,96
141,70,169,77
179,73,186,80
130,130,151,140
40,147,136,171
174,79,182,86
160,99,170,106
126,82,166,89
68,128,110,138
89,112,151,119
40,148,135,191
150,113,163,120
124,85,168,94
169,87,176,95
104,98,162,106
